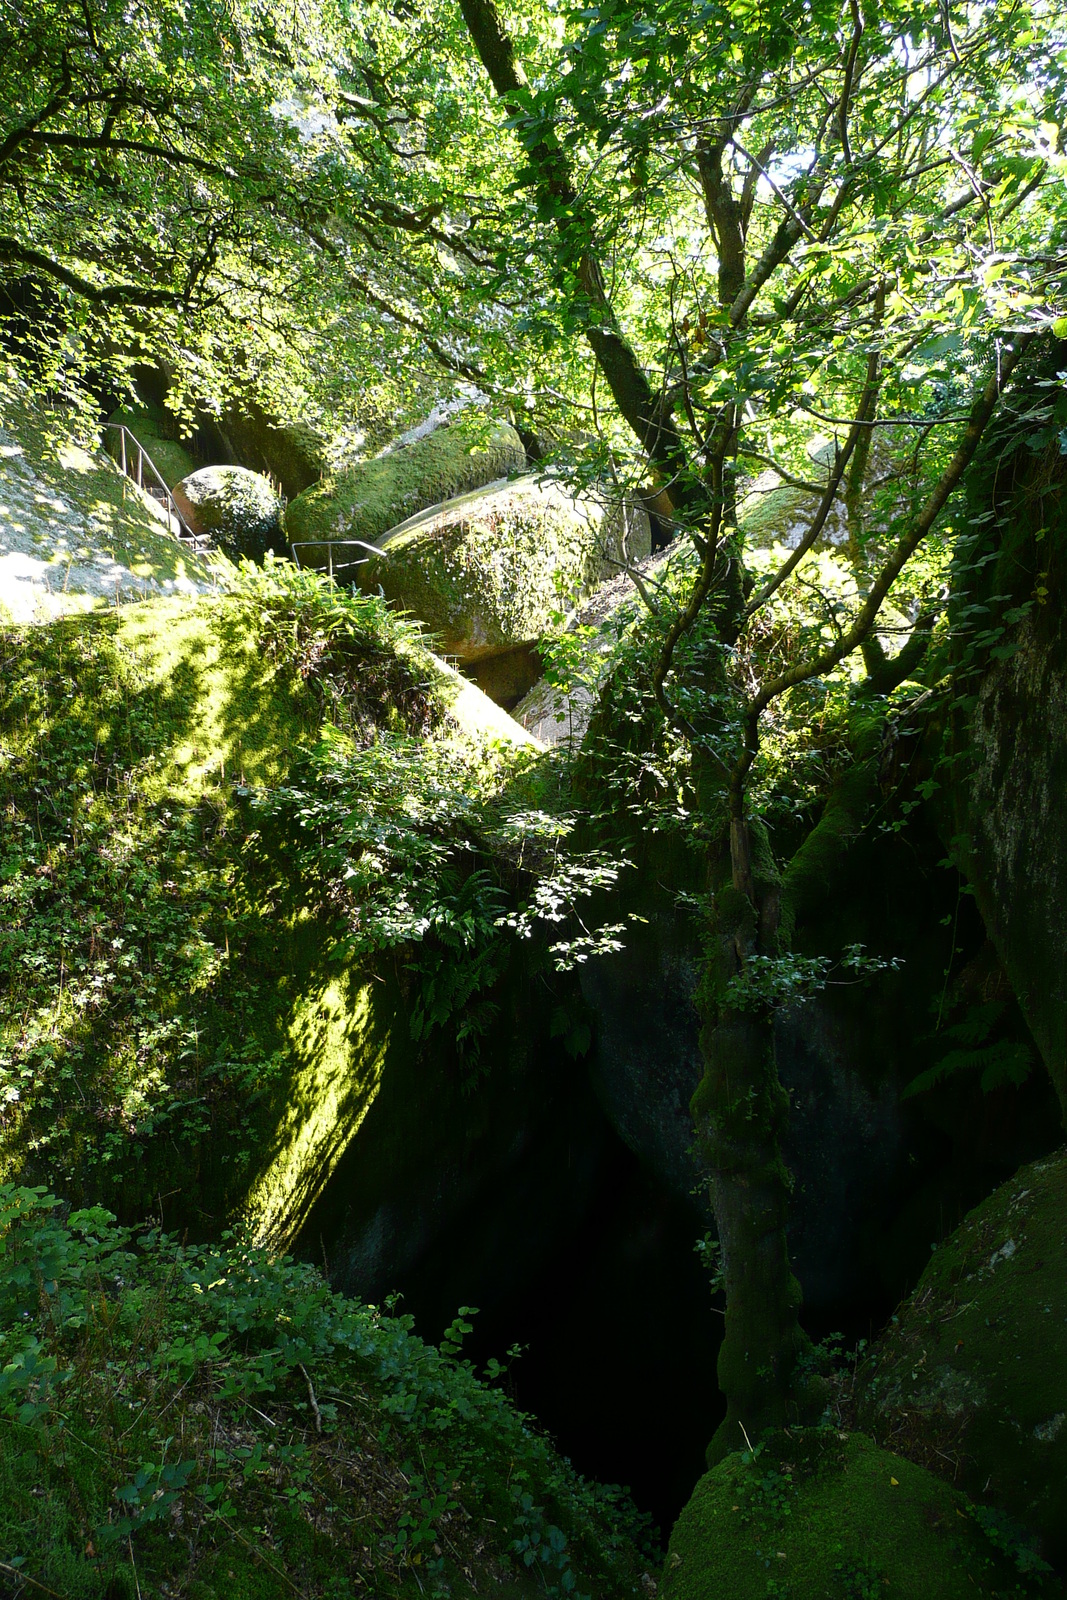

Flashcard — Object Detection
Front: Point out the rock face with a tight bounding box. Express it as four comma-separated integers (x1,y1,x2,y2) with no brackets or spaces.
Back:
219,399,326,502
363,475,651,667
854,1148,1067,1565
580,902,906,1309
945,365,1067,1125
963,579,1067,1123
173,465,285,561
660,1430,1036,1600
514,556,662,744
1,398,215,622
285,417,526,566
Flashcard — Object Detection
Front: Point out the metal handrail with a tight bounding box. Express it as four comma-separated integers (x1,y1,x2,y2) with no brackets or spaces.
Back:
289,538,387,580
104,423,200,545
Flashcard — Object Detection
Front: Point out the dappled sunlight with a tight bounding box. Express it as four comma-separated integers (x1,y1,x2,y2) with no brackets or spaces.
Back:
0,402,219,618
243,975,389,1250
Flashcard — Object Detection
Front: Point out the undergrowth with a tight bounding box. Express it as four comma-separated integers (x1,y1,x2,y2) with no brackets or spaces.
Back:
0,1185,655,1599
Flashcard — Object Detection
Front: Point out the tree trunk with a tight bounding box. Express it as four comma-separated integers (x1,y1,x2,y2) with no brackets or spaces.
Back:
690,824,818,1464
456,0,702,517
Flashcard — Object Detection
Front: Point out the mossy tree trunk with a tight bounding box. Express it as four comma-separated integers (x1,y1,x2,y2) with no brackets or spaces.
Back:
691,687,921,1464
692,872,811,1465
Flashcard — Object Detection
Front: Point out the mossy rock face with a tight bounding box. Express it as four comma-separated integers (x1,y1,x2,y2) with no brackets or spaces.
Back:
173,465,285,561
661,1430,1050,1599
105,404,199,489
285,417,526,559
219,398,326,500
854,1148,1067,1565
963,554,1067,1122
0,574,540,1241
363,476,651,660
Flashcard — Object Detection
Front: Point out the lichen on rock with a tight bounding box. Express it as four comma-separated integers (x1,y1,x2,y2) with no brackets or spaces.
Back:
1,399,217,620
363,474,650,662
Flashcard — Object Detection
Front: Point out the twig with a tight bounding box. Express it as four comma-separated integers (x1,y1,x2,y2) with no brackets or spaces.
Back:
0,1560,66,1599
300,1362,323,1434
196,1504,305,1594
127,1537,143,1600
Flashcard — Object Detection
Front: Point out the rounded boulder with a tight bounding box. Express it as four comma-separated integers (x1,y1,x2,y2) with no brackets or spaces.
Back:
362,475,650,662
285,417,526,562
172,465,285,562
661,1430,1050,1599
854,1148,1067,1565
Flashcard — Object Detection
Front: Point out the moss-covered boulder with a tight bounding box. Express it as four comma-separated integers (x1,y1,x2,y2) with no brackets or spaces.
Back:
661,1430,1053,1599
173,464,285,561
105,403,199,489
285,416,526,561
854,1149,1067,1565
0,570,543,1256
363,476,651,663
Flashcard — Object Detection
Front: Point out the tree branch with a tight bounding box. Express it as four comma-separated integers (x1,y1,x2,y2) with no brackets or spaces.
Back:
457,0,700,513
0,236,188,308
731,334,1034,797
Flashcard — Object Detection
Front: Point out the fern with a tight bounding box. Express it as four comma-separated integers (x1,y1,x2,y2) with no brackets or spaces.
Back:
903,1002,1034,1099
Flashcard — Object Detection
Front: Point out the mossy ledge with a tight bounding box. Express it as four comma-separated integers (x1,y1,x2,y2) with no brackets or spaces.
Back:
285,418,525,558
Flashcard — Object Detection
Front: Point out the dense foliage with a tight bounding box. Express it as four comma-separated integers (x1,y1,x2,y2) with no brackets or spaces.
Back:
0,1184,652,1598
0,567,440,1207
4,0,1067,1589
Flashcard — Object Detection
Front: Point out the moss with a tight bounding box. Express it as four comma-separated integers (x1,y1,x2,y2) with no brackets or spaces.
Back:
739,479,824,546
780,759,878,941
1,399,218,618
239,949,395,1251
0,586,445,1220
172,465,285,561
661,1430,1050,1599
854,1148,1067,1566
285,417,525,555
107,405,199,488
0,1199,650,1599
0,571,544,1247
943,353,1067,1121
220,398,326,500
363,476,637,657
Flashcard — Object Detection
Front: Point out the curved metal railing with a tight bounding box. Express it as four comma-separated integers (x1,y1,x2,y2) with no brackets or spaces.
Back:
288,537,386,578
104,423,204,547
